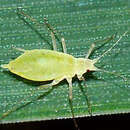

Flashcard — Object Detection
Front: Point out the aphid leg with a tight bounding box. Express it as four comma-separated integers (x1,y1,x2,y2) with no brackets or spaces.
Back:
66,78,80,130
17,7,40,27
92,32,128,86
44,18,63,50
44,17,57,36
61,37,67,53
94,31,128,63
85,43,95,59
0,81,54,121
12,46,26,52
17,9,61,52
67,78,73,100
51,31,57,51
39,79,63,88
85,33,117,59
77,75,85,81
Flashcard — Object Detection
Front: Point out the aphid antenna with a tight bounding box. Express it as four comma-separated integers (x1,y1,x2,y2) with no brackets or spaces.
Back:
93,31,128,86
99,69,128,84
93,31,128,63
94,33,117,50
85,33,117,59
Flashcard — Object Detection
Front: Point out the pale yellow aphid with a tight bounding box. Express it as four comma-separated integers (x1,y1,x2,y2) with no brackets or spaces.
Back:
1,31,127,95
1,31,127,118
0,12,127,126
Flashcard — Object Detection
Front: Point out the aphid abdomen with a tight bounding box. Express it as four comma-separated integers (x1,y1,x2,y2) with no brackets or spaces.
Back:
8,49,76,81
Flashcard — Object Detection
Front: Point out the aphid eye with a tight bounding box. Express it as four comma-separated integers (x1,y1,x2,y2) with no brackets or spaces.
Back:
87,69,90,72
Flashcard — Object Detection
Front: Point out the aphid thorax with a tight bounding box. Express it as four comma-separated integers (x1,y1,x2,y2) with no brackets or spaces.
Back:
74,58,98,79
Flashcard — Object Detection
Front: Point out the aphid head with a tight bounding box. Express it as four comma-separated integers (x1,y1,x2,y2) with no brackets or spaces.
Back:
85,59,99,72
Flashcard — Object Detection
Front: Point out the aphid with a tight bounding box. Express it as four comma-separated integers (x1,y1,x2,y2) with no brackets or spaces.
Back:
1,30,127,116
0,10,127,130
1,31,127,90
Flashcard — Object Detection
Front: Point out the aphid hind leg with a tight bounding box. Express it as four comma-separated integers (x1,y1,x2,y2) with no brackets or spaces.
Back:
39,78,63,88
12,46,26,52
51,31,57,51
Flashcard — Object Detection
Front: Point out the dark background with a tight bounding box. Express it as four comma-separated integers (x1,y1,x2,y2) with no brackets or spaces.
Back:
0,113,129,130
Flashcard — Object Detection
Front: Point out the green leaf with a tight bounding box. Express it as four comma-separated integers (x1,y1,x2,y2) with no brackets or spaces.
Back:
0,0,130,124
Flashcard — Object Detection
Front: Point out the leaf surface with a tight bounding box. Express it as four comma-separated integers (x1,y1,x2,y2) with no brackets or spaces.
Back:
0,0,130,124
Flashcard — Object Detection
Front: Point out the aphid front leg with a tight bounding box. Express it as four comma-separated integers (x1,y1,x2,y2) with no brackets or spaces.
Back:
85,43,95,59
61,37,67,53
85,33,117,59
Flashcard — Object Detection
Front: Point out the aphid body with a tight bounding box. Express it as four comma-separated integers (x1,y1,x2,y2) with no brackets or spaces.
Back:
1,49,96,82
